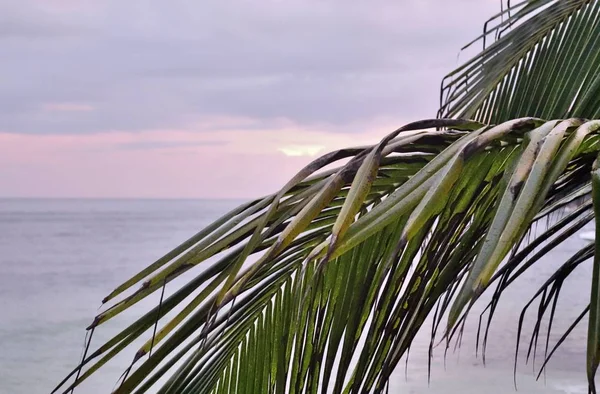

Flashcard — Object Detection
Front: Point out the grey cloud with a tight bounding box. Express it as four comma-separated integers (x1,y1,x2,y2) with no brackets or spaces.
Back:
0,0,500,135
0,18,78,39
0,2,89,39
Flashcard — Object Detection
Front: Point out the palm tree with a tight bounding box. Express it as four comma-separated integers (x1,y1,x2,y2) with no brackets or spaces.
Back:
54,1,600,393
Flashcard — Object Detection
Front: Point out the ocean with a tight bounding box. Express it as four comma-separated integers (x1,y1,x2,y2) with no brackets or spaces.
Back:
0,198,594,393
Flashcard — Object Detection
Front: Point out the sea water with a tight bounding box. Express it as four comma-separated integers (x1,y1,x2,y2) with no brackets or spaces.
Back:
0,199,593,393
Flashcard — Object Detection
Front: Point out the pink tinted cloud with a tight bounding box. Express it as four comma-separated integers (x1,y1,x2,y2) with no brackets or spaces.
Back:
0,117,404,198
42,102,95,112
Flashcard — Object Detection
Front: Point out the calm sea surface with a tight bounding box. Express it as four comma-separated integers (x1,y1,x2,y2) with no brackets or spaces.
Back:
0,199,595,393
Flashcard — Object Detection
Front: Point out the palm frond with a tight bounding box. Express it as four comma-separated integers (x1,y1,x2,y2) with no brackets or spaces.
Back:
53,1,600,392
55,117,600,393
439,1,600,391
439,0,600,123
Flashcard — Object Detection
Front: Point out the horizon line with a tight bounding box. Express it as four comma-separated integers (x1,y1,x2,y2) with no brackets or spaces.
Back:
0,196,254,201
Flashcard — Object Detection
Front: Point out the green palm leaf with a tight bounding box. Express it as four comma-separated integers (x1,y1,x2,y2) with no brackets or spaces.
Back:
54,118,600,393
440,0,600,123
439,1,600,391
56,0,600,392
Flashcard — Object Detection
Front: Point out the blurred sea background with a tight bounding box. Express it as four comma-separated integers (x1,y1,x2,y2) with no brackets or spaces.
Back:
0,198,594,393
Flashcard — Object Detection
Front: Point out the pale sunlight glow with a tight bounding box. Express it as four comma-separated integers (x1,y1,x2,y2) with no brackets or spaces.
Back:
278,145,325,157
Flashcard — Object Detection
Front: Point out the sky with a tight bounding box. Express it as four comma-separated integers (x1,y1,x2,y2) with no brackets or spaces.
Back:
0,0,501,199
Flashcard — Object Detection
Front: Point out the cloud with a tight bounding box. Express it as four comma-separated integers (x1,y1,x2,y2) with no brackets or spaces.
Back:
0,0,503,197
116,140,226,151
0,0,500,135
42,102,94,112
0,117,393,198
0,1,89,39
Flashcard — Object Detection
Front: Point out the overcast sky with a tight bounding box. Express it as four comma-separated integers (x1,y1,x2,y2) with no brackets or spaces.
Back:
1,0,500,198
